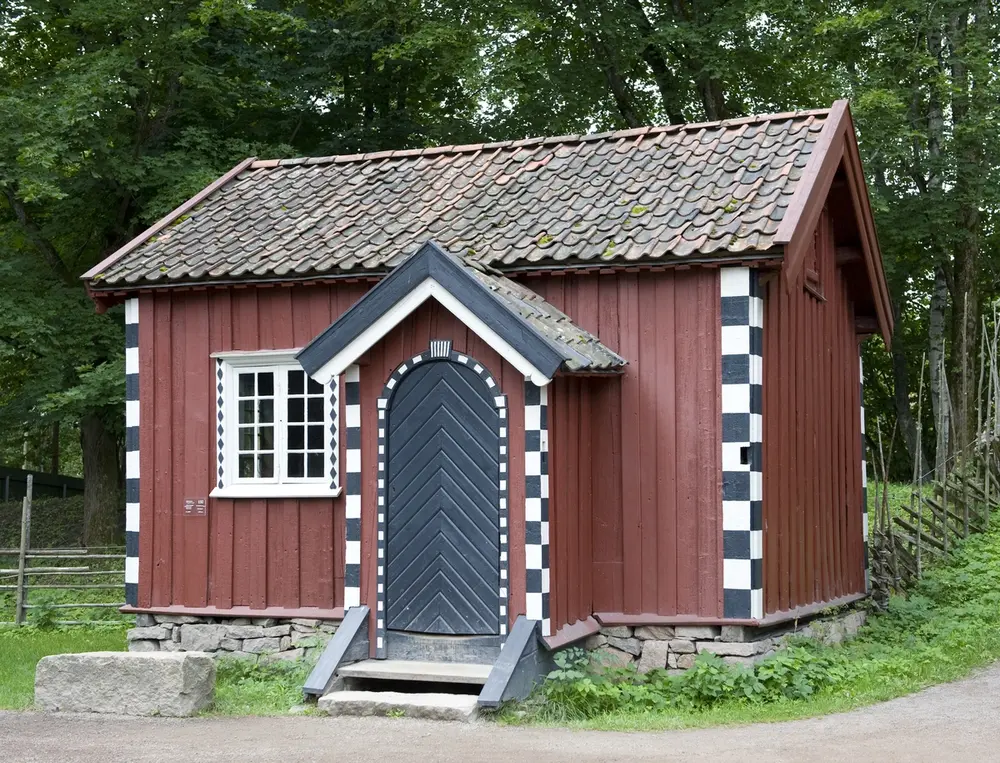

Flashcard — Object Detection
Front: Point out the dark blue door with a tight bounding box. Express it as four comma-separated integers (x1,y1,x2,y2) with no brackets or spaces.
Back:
385,360,500,636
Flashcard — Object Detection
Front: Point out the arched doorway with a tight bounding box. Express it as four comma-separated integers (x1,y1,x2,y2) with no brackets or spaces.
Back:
382,354,503,648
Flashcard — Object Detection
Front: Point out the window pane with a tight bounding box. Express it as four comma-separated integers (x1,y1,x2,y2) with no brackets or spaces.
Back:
258,426,274,450
239,455,254,478
258,453,274,478
259,399,274,424
287,453,304,478
238,373,255,397
288,425,304,450
288,370,304,395
307,452,324,478
307,377,323,395
258,372,274,396
307,397,323,422
307,425,323,450
239,400,255,424
238,427,254,451
289,398,304,423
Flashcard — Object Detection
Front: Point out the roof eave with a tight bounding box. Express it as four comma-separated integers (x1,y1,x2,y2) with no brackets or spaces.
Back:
773,100,893,346
80,157,257,291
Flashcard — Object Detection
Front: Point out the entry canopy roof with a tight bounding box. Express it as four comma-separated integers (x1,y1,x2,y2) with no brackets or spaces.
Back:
297,240,626,386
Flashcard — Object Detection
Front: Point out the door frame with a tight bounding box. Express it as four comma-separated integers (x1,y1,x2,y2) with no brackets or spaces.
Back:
373,340,509,658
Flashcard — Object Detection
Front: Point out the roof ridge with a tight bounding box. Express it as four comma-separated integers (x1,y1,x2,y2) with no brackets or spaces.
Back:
249,107,832,170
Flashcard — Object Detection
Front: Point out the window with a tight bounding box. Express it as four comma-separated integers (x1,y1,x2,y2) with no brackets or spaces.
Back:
212,350,339,498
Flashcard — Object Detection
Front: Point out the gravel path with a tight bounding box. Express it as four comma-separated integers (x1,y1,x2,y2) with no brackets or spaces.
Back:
4,665,1000,763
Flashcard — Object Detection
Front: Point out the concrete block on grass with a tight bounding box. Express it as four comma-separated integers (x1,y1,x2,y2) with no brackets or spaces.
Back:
35,652,215,717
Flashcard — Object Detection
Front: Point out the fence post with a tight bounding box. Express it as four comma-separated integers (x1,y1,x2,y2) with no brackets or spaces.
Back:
14,475,32,625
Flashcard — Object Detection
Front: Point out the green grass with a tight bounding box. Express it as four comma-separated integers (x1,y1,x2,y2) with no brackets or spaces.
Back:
0,625,127,709
502,514,1000,731
211,657,314,716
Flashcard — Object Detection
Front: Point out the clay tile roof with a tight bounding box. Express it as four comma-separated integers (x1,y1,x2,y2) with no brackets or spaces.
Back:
85,108,831,287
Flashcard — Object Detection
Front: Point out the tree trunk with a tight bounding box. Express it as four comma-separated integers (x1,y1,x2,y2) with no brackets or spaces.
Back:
50,421,60,475
80,412,122,546
928,266,950,481
891,325,929,478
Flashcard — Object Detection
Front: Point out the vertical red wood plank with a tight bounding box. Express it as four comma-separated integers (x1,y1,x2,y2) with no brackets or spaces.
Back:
231,289,259,605
700,271,722,616
578,381,594,622
832,244,847,597
549,380,564,630
654,273,678,615
138,297,157,609
673,272,699,614
169,292,186,606
249,499,268,609
566,380,581,624
209,290,234,609
637,278,659,613
819,270,832,603
794,267,806,608
809,284,820,603
267,498,285,606
778,270,791,612
593,274,623,610
821,219,834,602
183,292,211,607
257,288,276,350
762,278,778,615
617,273,642,614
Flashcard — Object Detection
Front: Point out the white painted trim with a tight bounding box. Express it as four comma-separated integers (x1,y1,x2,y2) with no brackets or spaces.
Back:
216,355,339,491
310,278,552,387
210,483,343,499
211,348,302,364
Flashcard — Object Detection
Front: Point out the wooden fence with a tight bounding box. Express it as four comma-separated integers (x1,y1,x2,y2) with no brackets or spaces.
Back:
0,475,124,626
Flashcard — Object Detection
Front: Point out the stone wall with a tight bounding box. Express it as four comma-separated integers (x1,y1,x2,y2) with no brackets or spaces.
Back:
586,610,867,674
127,615,339,664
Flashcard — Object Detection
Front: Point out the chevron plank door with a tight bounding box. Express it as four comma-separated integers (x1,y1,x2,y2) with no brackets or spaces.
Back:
385,361,500,636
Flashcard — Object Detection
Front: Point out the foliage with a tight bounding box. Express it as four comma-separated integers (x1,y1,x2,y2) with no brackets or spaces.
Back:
509,513,1000,728
536,643,848,720
212,656,313,716
0,625,126,709
0,496,87,548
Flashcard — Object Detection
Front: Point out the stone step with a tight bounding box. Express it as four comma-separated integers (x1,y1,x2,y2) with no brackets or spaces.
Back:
317,690,479,722
337,659,492,685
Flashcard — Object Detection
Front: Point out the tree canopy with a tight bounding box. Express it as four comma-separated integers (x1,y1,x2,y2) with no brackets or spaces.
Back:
0,0,997,538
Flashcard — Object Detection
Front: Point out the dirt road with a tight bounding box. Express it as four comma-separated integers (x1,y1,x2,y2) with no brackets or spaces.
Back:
3,664,1000,763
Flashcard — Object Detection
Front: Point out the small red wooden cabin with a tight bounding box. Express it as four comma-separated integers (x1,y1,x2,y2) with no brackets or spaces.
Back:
86,100,891,664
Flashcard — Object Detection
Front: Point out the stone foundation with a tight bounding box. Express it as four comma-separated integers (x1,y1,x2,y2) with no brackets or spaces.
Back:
586,609,866,673
127,614,339,664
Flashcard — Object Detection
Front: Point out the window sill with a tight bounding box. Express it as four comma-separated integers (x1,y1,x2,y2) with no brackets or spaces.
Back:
210,484,343,499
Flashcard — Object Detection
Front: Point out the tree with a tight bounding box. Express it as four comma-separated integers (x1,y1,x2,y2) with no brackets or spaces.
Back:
0,0,491,541
822,0,1000,476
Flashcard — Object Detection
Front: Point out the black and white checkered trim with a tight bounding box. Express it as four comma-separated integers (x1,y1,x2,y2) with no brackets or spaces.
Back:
329,378,339,491
215,359,225,488
344,364,362,609
373,345,509,657
860,351,869,592
721,267,763,620
124,298,140,607
524,382,550,637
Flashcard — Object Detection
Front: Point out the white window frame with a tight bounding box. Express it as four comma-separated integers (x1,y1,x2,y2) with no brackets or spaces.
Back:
210,349,341,499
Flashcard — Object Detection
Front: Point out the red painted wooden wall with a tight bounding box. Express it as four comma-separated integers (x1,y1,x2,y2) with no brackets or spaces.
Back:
534,270,724,629
137,283,367,612
761,207,866,615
